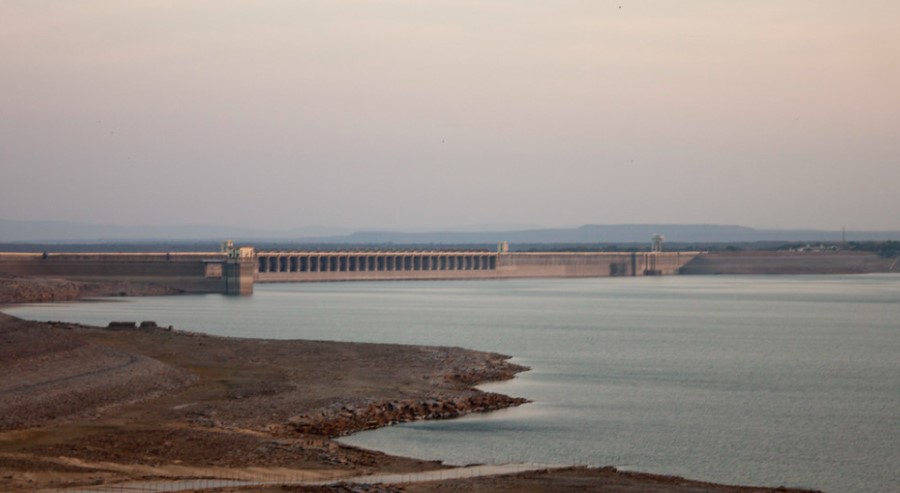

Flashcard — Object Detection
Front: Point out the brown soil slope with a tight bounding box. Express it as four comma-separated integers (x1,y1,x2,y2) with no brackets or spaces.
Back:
0,314,195,430
0,313,526,491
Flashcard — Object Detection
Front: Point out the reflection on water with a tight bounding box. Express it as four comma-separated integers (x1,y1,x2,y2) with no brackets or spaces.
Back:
6,275,900,493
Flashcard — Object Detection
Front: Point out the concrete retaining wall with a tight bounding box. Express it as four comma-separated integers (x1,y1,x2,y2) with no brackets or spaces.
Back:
497,253,624,277
497,252,698,278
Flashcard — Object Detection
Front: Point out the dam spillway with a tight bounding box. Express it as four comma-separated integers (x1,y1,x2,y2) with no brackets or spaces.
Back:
256,250,500,282
255,250,699,283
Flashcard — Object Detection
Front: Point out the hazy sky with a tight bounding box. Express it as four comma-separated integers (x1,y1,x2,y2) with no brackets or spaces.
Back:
2,1,898,232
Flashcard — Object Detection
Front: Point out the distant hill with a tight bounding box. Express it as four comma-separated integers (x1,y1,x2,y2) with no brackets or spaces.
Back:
0,219,349,243
1,219,898,245
305,224,900,244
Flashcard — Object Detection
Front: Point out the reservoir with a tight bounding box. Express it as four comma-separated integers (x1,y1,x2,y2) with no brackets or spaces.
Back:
6,275,899,493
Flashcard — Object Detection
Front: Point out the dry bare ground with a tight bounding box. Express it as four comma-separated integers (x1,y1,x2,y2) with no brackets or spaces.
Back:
0,311,528,492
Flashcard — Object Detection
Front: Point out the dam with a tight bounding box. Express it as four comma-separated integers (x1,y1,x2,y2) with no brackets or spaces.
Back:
2,244,894,296
0,244,699,295
255,250,697,283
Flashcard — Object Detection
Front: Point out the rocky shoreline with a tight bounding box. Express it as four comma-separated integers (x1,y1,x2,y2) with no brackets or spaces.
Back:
289,393,529,437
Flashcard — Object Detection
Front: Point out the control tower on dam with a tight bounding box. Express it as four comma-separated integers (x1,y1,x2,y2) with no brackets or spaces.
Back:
254,250,699,282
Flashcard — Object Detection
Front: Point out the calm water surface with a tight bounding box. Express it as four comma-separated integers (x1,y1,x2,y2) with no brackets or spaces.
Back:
6,275,899,493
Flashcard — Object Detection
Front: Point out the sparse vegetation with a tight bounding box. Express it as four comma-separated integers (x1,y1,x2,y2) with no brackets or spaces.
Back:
848,240,900,258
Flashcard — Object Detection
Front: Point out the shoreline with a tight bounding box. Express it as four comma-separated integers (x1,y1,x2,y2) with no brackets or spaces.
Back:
0,277,823,492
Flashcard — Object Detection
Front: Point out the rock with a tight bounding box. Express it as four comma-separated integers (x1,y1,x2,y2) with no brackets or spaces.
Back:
108,321,137,329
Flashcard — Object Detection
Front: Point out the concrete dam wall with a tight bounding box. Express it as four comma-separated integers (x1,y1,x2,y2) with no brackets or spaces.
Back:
254,251,700,282
1,250,700,294
496,252,698,278
6,249,893,296
0,252,229,293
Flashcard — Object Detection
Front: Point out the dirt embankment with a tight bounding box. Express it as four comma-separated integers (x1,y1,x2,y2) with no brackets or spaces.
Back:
0,313,529,491
680,251,896,275
0,275,179,305
0,315,196,430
